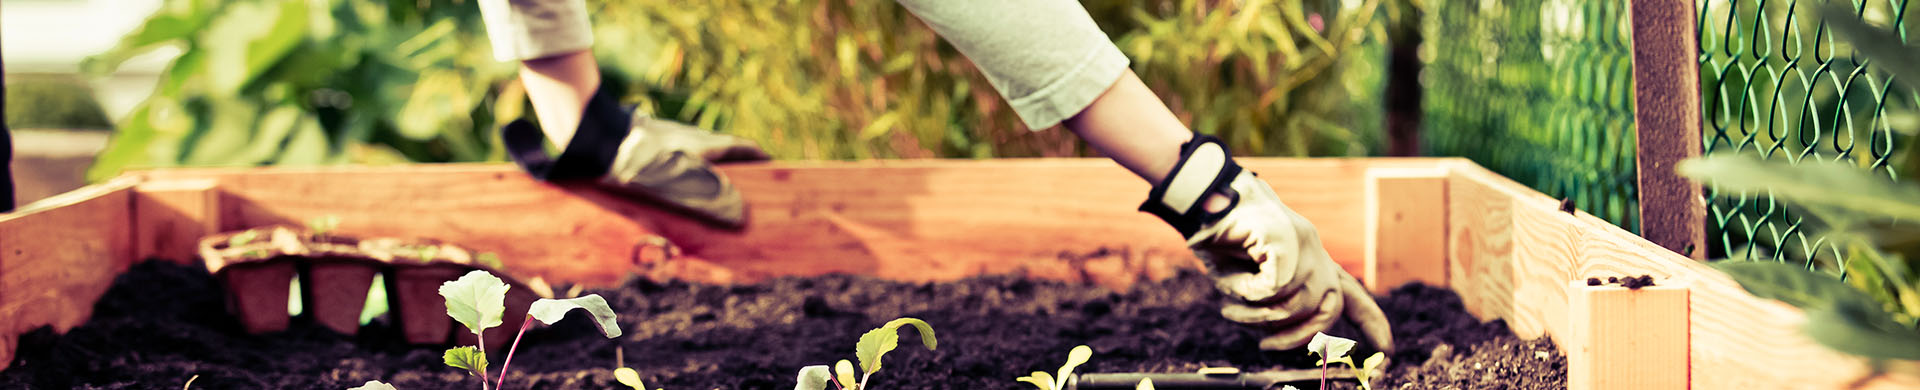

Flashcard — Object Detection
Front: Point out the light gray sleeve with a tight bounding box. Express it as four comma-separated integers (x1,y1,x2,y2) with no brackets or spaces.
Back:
894,0,1131,130
476,0,595,62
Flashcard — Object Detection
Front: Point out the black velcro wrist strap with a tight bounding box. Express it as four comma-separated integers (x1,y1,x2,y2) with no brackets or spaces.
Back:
1139,133,1243,238
501,83,633,181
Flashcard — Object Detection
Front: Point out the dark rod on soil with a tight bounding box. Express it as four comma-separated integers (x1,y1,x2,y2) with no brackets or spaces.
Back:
1069,370,1355,390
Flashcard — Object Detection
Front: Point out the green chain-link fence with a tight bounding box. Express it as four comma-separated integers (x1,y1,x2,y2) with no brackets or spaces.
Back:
1699,0,1916,266
1424,0,1641,233
1423,0,1918,269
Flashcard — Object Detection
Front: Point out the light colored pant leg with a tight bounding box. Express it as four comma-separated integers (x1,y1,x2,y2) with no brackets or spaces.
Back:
893,0,1131,130
477,0,595,62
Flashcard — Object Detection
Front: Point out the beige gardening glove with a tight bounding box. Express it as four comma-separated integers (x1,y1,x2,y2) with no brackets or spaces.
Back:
502,87,769,227
1141,134,1394,352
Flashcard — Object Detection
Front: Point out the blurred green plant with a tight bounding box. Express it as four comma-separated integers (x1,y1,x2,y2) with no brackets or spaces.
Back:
4,74,114,130
1675,4,1920,365
85,0,1390,180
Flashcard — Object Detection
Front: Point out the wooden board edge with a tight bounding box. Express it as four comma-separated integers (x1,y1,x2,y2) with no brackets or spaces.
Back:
0,178,141,371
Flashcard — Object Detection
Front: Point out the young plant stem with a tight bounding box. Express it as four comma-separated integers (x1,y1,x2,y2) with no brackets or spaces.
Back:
479,332,491,390
1318,345,1328,390
496,316,535,389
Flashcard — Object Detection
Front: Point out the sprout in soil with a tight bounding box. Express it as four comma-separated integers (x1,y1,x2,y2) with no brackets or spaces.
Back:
614,346,661,390
1015,345,1091,390
308,215,341,237
440,270,623,390
1308,332,1385,390
794,318,937,390
347,380,397,390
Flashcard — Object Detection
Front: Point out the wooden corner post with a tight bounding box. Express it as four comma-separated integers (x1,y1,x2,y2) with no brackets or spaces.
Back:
1567,279,1690,390
1364,167,1450,294
1631,0,1707,260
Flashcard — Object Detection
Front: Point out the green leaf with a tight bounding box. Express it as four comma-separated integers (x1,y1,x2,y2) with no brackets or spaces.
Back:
795,365,832,390
1678,156,1920,222
439,270,509,335
1307,332,1356,361
347,380,398,390
614,367,645,390
1804,298,1920,360
443,346,488,377
1818,3,1920,98
882,318,937,351
1019,372,1056,390
1054,345,1091,390
1713,261,1878,312
854,318,936,375
854,327,896,376
835,359,857,389
1136,378,1155,390
528,295,623,338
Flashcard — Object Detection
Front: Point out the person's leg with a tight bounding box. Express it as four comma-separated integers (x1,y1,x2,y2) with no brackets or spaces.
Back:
475,0,600,149
517,51,599,149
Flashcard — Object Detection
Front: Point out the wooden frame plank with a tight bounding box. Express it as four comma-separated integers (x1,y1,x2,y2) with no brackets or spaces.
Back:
1364,167,1449,294
0,178,138,370
1631,0,1707,259
1446,163,1920,389
4,158,1915,388
128,158,1464,287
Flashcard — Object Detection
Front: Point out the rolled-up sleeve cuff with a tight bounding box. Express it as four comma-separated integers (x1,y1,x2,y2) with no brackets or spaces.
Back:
1005,43,1130,130
478,0,595,62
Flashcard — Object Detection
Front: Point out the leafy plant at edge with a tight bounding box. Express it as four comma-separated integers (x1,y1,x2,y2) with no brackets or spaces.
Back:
794,318,937,390
1665,3,1920,365
440,270,624,390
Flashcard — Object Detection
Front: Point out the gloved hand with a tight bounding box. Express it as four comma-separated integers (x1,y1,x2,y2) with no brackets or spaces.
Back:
502,86,769,227
1141,134,1393,352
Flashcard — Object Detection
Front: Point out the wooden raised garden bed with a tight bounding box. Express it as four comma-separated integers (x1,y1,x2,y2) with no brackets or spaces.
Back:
1,158,1915,389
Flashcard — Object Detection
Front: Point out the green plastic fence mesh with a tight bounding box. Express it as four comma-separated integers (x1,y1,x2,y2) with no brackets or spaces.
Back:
1699,0,1913,265
1424,0,1641,233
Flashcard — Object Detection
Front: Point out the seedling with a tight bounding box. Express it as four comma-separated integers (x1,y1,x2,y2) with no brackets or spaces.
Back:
1015,345,1090,390
227,230,269,258
440,270,623,390
477,252,506,270
1308,333,1386,390
347,381,397,390
418,245,440,264
308,215,341,237
794,318,937,390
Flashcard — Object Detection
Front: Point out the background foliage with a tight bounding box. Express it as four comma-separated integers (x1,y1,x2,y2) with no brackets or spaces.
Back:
1422,0,1641,232
83,0,1397,180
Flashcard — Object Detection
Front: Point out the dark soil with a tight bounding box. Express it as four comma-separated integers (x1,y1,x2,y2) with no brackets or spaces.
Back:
2,261,1564,389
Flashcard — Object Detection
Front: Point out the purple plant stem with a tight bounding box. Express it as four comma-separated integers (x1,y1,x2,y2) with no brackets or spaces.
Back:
480,330,491,390
1318,345,1328,390
496,316,535,389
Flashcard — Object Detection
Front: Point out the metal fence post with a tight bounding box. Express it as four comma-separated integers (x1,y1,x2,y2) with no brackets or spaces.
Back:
1630,0,1705,259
